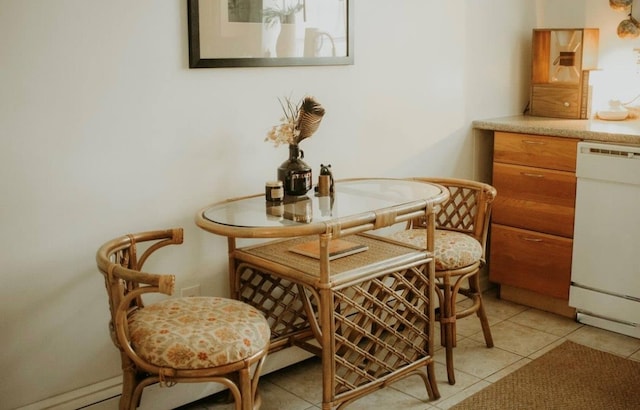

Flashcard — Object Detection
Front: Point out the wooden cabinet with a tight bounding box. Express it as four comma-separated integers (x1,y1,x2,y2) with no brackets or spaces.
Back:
529,28,599,119
489,131,578,317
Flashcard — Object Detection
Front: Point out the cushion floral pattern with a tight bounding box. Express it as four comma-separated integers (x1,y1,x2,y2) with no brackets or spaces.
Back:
390,229,482,270
129,297,270,370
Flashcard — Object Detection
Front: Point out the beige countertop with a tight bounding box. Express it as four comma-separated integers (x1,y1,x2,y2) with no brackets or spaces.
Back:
473,115,640,146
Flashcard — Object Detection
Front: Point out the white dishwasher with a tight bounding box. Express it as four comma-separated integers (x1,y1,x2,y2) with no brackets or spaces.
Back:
569,141,640,339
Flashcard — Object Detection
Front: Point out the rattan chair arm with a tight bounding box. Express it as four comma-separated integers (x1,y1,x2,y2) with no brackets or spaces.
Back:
95,228,183,274
109,264,176,295
478,185,496,256
114,285,175,374
133,228,184,271
483,184,497,202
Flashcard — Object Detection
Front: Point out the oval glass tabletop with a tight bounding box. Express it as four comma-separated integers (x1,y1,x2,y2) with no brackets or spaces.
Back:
201,178,446,230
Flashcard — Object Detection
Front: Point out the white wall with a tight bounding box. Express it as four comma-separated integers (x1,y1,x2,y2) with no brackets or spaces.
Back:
0,1,538,408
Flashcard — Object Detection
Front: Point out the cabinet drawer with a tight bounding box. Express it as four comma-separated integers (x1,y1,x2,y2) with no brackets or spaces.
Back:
489,224,573,300
494,132,578,172
492,162,576,237
530,85,581,119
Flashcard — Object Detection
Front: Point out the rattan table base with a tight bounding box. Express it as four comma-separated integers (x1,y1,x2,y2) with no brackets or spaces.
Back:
233,234,440,409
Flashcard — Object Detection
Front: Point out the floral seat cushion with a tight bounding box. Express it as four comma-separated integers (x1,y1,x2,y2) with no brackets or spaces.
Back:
390,229,482,271
129,297,270,370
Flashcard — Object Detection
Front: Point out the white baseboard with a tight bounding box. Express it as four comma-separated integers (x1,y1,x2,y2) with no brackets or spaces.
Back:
16,376,122,410
17,347,313,410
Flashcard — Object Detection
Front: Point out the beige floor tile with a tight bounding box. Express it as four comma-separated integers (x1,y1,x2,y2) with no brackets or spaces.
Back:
262,357,323,405
434,337,522,380
479,293,528,321
180,380,315,410
391,361,481,404
473,320,560,356
484,356,531,383
567,325,640,357
255,381,317,410
433,380,491,410
344,385,435,410
508,308,583,337
630,348,640,362
527,337,569,359
452,309,496,339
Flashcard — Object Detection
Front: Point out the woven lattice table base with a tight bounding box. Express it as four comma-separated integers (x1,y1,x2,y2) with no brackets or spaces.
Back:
233,234,438,404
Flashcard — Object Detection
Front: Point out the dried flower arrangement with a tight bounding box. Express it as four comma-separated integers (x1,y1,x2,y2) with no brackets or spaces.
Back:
263,0,305,27
265,96,325,147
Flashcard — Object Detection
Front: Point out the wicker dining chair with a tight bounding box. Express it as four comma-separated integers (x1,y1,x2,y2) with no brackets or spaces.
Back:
96,228,271,410
389,178,496,385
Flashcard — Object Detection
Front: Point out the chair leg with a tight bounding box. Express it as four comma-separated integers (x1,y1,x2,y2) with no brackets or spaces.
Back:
238,366,254,410
440,271,495,386
441,275,456,385
469,274,493,348
450,286,459,348
119,357,137,410
426,360,441,400
119,376,134,410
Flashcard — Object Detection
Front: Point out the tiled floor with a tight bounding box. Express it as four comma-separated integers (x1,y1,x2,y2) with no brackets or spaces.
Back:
180,288,640,410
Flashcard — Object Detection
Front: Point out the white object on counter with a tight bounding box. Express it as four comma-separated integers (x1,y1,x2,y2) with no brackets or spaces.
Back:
596,99,629,121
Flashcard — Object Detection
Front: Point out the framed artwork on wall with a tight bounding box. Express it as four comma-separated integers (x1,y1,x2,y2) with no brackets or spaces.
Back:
188,0,354,68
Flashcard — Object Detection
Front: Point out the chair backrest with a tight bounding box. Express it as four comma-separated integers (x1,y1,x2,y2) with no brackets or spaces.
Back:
408,177,497,251
95,228,183,349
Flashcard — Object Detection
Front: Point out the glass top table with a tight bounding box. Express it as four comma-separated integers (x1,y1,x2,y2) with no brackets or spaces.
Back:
195,178,449,409
196,178,449,239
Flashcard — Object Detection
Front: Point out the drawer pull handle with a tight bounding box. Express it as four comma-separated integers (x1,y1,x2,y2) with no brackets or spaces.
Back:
523,140,545,145
521,237,543,242
521,172,545,178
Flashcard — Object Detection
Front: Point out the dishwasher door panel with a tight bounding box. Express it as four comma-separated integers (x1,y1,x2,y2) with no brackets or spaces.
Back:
569,286,640,325
571,177,640,297
570,141,640,337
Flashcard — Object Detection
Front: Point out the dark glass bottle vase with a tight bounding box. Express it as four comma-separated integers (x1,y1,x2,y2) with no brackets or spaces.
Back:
278,145,312,196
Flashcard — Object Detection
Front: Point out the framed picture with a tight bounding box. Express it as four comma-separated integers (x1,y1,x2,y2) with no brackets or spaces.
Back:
188,0,354,68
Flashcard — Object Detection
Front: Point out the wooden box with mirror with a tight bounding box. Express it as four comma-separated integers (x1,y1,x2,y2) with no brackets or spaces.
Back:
529,28,599,119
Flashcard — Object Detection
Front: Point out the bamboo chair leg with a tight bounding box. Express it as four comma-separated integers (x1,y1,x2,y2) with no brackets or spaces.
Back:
434,284,446,348
469,274,494,348
426,360,441,400
439,318,447,347
441,274,456,385
238,366,252,410
129,383,146,410
450,281,459,348
120,357,136,410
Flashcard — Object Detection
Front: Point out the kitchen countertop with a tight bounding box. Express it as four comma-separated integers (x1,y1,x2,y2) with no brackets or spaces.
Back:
473,115,640,146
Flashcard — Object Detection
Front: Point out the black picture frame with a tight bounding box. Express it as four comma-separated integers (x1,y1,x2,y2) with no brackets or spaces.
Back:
188,0,354,68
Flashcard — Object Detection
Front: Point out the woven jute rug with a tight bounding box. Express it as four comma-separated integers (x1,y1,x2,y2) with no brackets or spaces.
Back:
451,340,640,410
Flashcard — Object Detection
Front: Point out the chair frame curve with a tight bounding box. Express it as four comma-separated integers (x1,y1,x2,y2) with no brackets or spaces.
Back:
96,227,268,410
